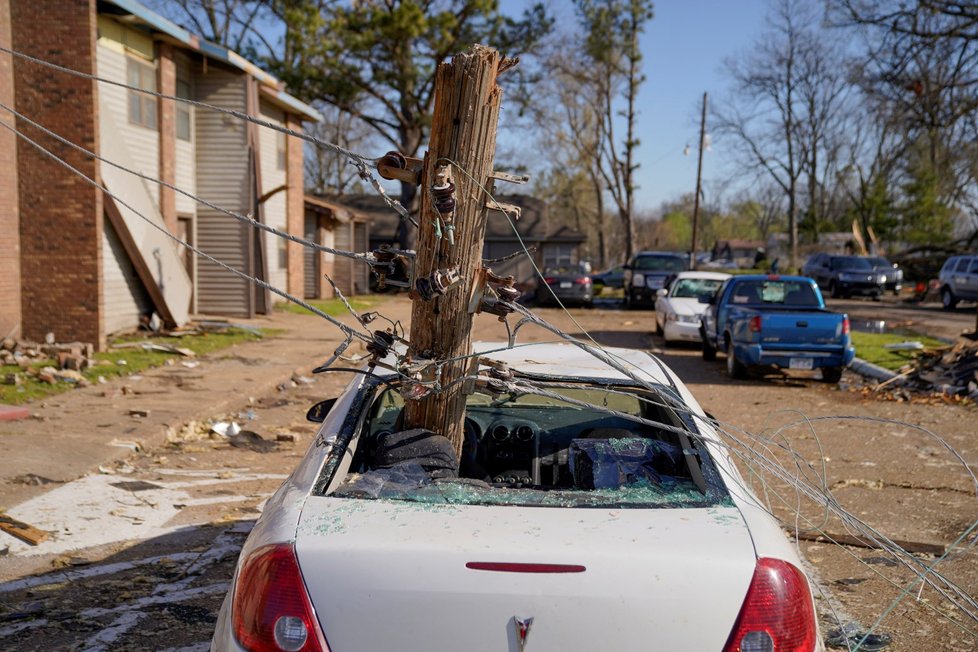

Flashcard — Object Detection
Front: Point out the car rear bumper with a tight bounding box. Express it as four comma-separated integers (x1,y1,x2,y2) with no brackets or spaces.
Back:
737,343,855,369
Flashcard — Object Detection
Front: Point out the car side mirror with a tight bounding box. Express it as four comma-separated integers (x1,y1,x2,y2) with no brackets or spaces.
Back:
656,288,668,298
306,398,337,423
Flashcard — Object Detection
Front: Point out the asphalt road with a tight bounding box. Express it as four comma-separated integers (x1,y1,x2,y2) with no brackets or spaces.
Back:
0,299,974,651
824,294,978,341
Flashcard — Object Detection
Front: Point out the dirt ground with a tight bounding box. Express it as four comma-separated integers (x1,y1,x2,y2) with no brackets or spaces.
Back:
0,297,975,651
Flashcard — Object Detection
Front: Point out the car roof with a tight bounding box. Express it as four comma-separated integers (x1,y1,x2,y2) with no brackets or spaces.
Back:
471,341,675,385
633,251,685,258
728,274,812,282
673,271,732,281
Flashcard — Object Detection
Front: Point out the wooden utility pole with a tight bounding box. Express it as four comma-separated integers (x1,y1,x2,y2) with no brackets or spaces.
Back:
402,45,506,454
689,91,707,271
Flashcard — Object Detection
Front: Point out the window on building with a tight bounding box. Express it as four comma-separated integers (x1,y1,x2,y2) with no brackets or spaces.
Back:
127,57,157,129
176,79,192,141
276,131,287,171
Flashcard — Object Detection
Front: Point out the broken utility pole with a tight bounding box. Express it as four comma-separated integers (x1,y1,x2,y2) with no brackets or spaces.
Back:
401,45,510,455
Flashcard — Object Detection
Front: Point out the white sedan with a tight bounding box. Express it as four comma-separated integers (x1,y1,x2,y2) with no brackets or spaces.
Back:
212,342,820,652
654,271,732,343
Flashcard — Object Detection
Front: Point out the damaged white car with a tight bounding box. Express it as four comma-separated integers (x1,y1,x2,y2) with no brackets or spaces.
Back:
211,342,820,652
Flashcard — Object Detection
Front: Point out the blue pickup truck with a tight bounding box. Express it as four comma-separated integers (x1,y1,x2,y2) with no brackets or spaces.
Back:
700,275,855,383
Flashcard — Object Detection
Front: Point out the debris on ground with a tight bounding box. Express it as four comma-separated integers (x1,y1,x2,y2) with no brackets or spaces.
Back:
228,430,278,453
211,421,242,438
908,339,978,398
825,623,892,650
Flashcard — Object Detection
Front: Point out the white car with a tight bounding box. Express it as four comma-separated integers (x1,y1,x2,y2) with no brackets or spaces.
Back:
212,342,820,652
654,271,732,343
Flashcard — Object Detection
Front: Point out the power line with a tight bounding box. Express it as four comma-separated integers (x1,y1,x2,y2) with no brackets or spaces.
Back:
0,43,414,224
0,101,393,266
0,116,374,346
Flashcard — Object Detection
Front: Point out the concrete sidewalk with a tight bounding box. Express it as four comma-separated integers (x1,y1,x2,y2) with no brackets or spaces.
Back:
0,297,413,508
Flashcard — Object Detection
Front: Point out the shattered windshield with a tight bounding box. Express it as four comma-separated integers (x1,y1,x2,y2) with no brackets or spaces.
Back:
328,383,725,509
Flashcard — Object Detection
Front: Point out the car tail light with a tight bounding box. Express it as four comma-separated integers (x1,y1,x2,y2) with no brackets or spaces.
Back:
842,316,850,335
722,558,816,652
575,277,591,285
544,277,556,285
748,315,762,333
233,544,329,652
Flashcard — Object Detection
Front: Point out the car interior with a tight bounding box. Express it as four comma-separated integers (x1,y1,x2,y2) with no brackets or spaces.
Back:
321,381,724,508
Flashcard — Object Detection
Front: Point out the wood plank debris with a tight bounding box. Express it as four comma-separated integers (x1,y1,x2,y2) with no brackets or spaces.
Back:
0,513,50,546
795,531,946,556
902,339,978,398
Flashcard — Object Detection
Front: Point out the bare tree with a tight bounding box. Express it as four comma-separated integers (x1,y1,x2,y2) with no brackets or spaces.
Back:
714,0,810,269
145,0,272,52
304,103,374,196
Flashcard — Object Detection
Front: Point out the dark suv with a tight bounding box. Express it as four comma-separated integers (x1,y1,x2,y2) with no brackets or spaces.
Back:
801,253,885,299
622,252,687,309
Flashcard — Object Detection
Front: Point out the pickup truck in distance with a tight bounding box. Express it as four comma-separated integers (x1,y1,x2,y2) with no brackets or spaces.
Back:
700,275,855,383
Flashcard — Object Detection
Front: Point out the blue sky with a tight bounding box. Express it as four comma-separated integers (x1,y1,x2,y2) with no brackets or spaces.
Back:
497,0,771,213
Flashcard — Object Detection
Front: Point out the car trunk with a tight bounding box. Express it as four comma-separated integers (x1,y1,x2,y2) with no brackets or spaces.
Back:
295,497,757,651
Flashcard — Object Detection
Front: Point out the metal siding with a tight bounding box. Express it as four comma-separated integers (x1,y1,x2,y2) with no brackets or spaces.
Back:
333,222,353,295
194,63,251,317
303,213,319,299
258,100,287,298
96,24,160,208
353,221,369,294
174,52,196,216
102,220,152,334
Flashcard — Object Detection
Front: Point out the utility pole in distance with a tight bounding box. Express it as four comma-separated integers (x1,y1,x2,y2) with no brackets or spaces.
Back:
401,45,508,454
690,91,707,270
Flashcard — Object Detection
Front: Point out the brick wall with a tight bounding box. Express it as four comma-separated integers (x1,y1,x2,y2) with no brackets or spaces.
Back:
0,0,21,339
12,0,104,349
158,42,176,235
285,114,305,298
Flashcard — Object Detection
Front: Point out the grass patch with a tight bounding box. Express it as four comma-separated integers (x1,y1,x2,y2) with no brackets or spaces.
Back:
851,331,948,371
275,295,384,316
1,327,279,405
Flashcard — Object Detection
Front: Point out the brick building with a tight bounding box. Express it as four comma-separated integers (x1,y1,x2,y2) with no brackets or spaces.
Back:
0,0,320,349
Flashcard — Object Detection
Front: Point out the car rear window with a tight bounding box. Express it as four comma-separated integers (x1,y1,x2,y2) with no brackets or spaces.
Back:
730,280,819,307
671,278,724,299
325,383,726,509
632,255,686,272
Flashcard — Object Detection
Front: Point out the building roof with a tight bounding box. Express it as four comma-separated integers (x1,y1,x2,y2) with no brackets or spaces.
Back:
100,0,321,121
331,192,586,244
304,195,368,223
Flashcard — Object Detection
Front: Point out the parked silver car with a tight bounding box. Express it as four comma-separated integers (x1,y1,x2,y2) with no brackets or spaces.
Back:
939,254,978,309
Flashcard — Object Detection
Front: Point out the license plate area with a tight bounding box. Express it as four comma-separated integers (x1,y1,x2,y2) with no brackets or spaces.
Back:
789,357,814,370
560,281,572,289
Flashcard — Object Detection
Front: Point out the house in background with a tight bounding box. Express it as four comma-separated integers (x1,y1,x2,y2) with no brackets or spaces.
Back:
303,195,370,300
0,0,319,349
337,193,586,292
711,239,766,268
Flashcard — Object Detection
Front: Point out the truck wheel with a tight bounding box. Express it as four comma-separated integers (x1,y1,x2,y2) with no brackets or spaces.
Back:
726,349,747,379
701,328,717,361
941,286,958,310
829,281,840,299
821,366,843,383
